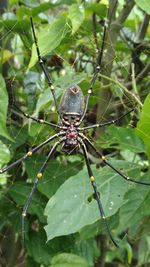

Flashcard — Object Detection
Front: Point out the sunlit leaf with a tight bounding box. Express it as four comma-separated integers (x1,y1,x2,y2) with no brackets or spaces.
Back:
51,253,89,267
29,16,70,68
68,4,85,34
45,160,139,241
135,0,150,14
0,74,12,140
136,93,150,161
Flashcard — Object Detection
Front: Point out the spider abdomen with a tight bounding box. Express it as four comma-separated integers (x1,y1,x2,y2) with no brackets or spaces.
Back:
59,84,85,118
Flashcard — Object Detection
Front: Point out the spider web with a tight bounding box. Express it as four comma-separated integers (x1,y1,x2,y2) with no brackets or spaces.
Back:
0,4,150,266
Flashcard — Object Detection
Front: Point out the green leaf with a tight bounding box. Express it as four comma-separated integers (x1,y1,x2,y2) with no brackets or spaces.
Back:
85,3,107,18
35,72,86,114
100,126,145,153
135,0,150,14
25,155,83,199
44,160,137,241
0,74,11,140
0,141,10,183
9,125,28,149
35,88,51,114
51,253,89,267
138,236,150,265
0,140,10,166
9,182,46,222
68,4,85,34
29,16,70,68
119,173,150,232
26,230,52,265
136,93,150,161
16,2,56,18
1,49,13,64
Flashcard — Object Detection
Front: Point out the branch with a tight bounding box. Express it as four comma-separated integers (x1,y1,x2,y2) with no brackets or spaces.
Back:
116,0,135,25
95,0,135,138
135,14,150,43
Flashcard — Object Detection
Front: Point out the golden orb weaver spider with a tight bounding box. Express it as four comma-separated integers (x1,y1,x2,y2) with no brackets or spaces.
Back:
1,9,150,249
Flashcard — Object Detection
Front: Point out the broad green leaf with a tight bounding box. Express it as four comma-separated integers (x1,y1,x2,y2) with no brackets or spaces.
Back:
119,173,150,232
68,4,85,34
26,230,78,266
35,88,51,114
9,182,46,222
51,253,89,267
135,0,150,14
29,16,70,68
85,3,107,18
45,160,139,241
100,126,145,153
136,93,150,161
0,74,11,140
16,2,56,19
0,18,30,34
9,125,28,149
26,230,52,265
25,155,83,199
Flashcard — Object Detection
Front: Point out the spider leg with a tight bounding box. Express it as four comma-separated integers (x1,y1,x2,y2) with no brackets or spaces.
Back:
14,104,66,130
79,133,150,186
22,140,62,244
78,108,134,131
78,21,107,124
0,133,63,174
78,137,118,247
30,17,61,119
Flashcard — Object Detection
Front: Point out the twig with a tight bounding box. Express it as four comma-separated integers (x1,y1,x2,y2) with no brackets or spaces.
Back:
125,62,150,88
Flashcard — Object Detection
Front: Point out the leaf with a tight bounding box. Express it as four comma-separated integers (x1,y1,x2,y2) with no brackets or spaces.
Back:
68,4,85,34
119,173,150,232
25,155,83,199
44,160,138,241
35,89,52,114
0,74,11,140
100,126,145,153
51,253,89,267
138,236,150,265
135,0,150,14
0,140,11,183
9,182,46,222
1,49,13,64
0,140,10,166
28,16,70,69
35,72,86,114
9,125,28,149
136,93,150,161
85,3,107,18
26,230,52,265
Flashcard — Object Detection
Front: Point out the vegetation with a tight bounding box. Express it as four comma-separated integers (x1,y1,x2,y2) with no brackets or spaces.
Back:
0,0,150,266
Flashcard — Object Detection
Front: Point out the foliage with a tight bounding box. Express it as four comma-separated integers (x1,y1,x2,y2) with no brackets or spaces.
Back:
0,0,150,267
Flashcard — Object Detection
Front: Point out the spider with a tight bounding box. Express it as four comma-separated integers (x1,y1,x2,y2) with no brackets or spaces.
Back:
0,17,150,248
